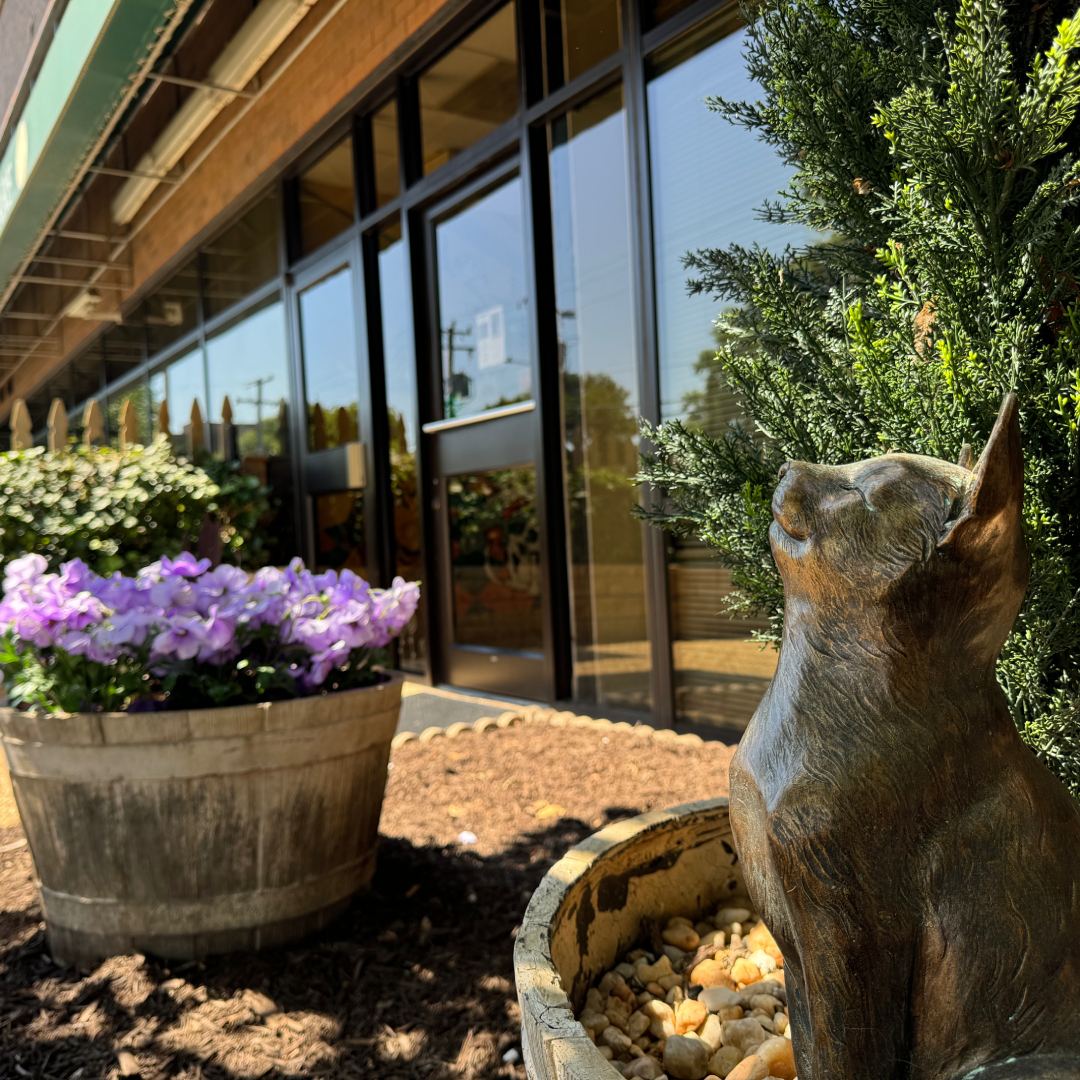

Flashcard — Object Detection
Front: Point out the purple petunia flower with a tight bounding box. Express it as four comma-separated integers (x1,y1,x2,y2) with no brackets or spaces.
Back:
0,552,420,714
159,553,213,579
151,616,207,662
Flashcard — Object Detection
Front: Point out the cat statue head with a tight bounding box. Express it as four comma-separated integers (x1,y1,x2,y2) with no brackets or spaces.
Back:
769,394,1027,665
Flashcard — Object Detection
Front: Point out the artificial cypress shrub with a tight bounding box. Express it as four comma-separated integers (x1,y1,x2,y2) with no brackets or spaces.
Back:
639,0,1080,796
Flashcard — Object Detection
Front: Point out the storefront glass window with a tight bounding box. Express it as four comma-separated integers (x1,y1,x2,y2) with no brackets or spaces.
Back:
206,299,295,561
141,259,199,354
372,101,400,208
105,375,151,446
100,324,146,385
151,348,207,455
203,189,281,317
313,491,367,576
298,265,361,451
540,0,620,94
550,85,650,713
419,3,519,176
648,17,812,728
447,466,543,650
297,138,356,256
378,219,425,670
644,0,699,30
434,175,531,419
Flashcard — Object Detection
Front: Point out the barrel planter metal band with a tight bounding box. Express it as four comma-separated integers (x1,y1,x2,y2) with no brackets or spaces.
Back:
514,798,742,1080
0,674,403,967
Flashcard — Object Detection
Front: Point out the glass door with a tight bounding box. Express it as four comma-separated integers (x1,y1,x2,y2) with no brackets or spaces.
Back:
291,245,375,578
422,169,547,699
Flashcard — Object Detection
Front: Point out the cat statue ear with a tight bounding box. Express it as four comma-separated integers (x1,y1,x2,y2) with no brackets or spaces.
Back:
938,393,1023,551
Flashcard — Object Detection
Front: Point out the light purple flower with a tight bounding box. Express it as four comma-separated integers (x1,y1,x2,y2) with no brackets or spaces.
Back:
3,553,47,591
0,552,420,712
152,616,207,662
160,553,212,578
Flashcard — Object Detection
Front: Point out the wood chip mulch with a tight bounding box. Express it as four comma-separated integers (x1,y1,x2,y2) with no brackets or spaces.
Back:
0,718,734,1079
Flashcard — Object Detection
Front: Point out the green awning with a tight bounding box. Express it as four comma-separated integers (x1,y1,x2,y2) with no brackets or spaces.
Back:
0,0,183,302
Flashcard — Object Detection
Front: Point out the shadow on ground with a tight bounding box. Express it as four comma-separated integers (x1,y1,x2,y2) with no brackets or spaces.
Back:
0,812,636,1080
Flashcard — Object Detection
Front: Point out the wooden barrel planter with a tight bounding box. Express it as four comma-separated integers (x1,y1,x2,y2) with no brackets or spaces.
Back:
0,673,403,967
514,798,742,1080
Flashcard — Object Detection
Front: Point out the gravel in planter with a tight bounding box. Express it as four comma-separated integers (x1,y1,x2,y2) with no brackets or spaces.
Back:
576,906,794,1080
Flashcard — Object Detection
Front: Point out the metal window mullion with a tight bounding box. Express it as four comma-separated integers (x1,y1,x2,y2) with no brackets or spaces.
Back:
409,198,443,683
522,116,573,702
625,0,675,727
641,0,732,54
360,226,395,591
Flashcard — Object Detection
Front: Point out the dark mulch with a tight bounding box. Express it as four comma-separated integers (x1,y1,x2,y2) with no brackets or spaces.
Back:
0,720,734,1079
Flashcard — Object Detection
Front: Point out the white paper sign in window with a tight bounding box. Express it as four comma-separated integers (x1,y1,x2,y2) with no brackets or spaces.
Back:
475,305,506,370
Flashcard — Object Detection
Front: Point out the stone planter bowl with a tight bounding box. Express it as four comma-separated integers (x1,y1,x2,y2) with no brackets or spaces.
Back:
0,673,403,967
514,798,743,1079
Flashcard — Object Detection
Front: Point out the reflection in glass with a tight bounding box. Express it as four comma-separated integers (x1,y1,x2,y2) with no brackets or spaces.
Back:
550,85,649,713
140,259,199,354
203,189,281,317
298,266,361,451
419,3,518,176
298,138,355,256
378,219,425,670
151,348,208,454
314,491,367,577
106,376,151,446
448,467,542,650
372,101,400,208
643,0,698,29
101,323,147,384
540,0,620,94
206,300,294,561
435,175,531,419
648,18,809,728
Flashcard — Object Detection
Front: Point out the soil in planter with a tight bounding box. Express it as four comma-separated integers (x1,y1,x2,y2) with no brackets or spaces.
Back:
0,720,734,1079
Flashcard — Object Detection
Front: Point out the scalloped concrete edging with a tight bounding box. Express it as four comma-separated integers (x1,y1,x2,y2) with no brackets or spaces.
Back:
390,706,708,752
512,798,741,1080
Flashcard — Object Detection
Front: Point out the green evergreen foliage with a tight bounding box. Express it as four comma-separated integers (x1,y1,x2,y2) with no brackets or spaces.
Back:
0,438,271,574
638,0,1080,796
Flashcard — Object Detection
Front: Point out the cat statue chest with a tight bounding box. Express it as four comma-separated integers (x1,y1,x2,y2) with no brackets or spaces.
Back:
727,396,1080,1080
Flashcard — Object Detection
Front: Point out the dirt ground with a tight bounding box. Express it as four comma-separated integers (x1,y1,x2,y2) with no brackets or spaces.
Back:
0,719,734,1079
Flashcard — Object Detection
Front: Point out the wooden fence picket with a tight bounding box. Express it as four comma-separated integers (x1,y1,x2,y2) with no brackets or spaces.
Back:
118,399,138,450
9,399,32,450
5,389,289,468
47,399,68,452
188,399,205,458
82,400,105,446
218,395,236,459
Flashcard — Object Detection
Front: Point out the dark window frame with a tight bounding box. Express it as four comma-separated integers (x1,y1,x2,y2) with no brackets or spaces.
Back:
66,0,747,721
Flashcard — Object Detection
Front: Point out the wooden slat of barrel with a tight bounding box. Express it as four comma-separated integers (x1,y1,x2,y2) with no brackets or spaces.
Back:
0,675,402,967
514,799,742,1080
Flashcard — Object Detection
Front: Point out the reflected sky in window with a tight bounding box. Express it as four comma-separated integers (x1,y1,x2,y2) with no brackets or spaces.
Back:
649,26,814,427
435,177,531,419
206,300,290,457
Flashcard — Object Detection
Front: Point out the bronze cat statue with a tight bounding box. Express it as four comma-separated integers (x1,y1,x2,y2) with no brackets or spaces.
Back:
729,394,1080,1080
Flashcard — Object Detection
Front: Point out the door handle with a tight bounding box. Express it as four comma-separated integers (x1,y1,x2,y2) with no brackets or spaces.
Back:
421,400,535,435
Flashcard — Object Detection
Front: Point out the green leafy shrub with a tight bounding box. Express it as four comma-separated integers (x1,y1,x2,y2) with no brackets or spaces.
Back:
0,437,271,574
638,0,1080,796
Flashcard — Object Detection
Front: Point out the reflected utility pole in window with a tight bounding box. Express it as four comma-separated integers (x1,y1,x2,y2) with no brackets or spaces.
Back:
239,374,274,454
442,321,474,417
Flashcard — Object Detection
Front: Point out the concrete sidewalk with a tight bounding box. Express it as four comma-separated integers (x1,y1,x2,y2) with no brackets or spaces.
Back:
397,682,527,734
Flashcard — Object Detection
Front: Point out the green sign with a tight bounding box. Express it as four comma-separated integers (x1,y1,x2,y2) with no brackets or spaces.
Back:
0,0,182,301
